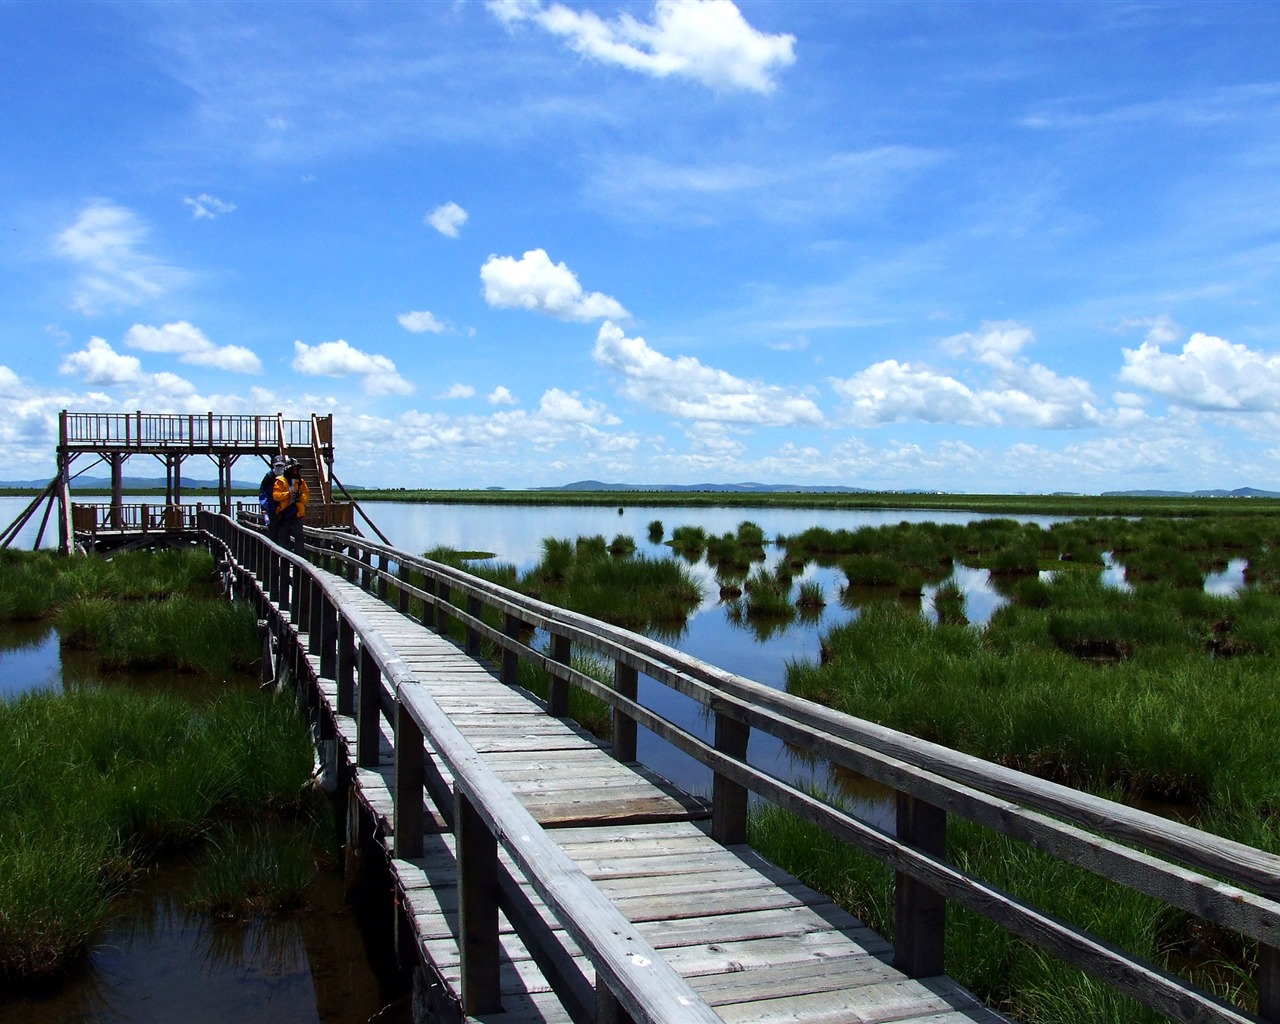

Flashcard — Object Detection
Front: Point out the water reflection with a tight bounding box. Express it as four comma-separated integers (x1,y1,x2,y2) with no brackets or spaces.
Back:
1204,558,1247,596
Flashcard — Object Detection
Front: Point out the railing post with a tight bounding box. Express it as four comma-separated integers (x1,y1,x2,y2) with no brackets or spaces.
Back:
394,700,424,858
1259,946,1280,1023
320,596,338,680
279,554,292,615
466,595,482,655
436,581,452,636
549,633,570,717
360,547,372,591
377,553,389,602
396,562,410,614
296,562,311,633
612,661,638,763
501,613,521,686
337,617,355,716
357,641,381,768
307,577,322,657
711,711,749,844
596,978,635,1024
894,793,947,978
456,790,502,1015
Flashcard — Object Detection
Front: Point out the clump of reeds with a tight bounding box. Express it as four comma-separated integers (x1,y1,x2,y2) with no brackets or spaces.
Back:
647,520,664,543
186,820,322,918
668,525,707,561
59,595,259,677
609,534,636,557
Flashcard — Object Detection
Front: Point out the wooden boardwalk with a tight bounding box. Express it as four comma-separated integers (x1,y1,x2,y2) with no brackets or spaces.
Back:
307,571,1002,1024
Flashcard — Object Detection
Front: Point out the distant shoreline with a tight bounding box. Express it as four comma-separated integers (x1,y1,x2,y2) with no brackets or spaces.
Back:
4,486,1278,518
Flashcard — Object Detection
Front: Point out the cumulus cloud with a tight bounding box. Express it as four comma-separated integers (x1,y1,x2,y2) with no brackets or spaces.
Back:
54,201,189,313
398,310,446,334
438,383,476,400
0,366,23,397
425,202,468,238
124,321,261,374
59,337,145,385
488,385,518,406
831,321,1111,430
537,388,619,425
1119,331,1280,412
489,0,795,94
593,321,823,426
291,339,413,396
183,193,236,219
481,249,628,321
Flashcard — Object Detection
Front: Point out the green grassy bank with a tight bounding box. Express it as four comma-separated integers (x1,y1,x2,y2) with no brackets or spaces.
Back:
343,487,1280,519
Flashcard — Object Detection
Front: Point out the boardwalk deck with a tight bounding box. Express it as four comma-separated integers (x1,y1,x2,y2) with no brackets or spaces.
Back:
301,570,1002,1024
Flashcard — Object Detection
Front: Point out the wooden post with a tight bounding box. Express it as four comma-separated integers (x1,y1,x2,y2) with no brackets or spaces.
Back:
396,562,410,614
436,582,452,636
596,978,636,1024
456,790,502,1015
278,554,291,615
307,577,322,657
612,661,638,763
357,641,381,768
1259,945,1280,1023
360,547,372,591
377,553,389,602
320,597,337,680
296,561,311,633
337,617,355,716
501,613,521,686
394,701,424,858
711,711,749,845
466,595,482,655
894,793,947,978
549,633,570,717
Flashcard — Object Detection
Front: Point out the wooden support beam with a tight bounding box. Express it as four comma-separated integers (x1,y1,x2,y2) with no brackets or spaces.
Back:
394,700,424,858
456,790,502,1016
549,633,570,717
357,641,381,768
612,661,638,763
711,711,749,845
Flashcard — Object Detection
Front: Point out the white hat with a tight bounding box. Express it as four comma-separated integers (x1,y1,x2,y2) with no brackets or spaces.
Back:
272,456,286,470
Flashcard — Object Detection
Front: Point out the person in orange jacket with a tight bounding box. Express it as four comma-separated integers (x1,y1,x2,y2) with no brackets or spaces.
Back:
271,460,310,552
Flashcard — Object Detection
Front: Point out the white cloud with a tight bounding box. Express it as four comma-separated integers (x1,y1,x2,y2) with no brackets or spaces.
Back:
488,385,518,406
0,366,24,397
593,320,824,426
831,321,1111,430
183,193,237,219
291,339,413,396
438,383,476,399
481,249,629,321
489,0,796,94
537,388,619,425
398,310,447,334
54,201,189,313
124,321,262,374
425,202,468,238
59,337,145,385
1120,331,1280,412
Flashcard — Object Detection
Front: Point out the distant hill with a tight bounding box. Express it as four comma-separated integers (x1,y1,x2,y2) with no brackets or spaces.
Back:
544,480,876,494
1101,487,1280,499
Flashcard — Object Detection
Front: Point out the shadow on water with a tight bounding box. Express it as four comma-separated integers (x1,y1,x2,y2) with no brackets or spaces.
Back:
2,856,390,1024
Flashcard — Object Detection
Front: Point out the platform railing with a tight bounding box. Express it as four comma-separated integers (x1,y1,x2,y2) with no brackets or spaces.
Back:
59,411,334,452
201,512,723,1024
291,524,1280,1024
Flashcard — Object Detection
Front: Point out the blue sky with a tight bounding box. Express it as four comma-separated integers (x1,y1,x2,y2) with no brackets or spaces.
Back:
3,1,1279,492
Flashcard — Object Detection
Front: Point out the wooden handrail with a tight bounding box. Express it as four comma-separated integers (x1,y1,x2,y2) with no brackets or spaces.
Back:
294,525,1280,1024
200,512,722,1024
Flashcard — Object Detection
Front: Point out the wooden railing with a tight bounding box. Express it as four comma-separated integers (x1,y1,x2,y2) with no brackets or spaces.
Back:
199,512,723,1024
73,502,201,533
59,411,334,453
275,523,1280,1024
